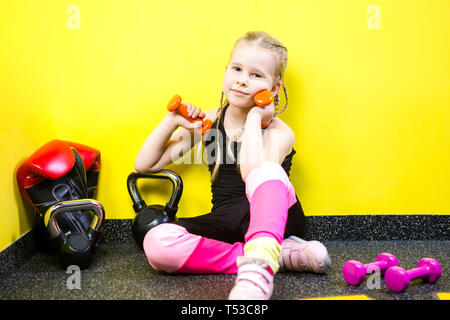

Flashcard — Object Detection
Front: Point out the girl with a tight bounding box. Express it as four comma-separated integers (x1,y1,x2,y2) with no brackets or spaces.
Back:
134,31,331,300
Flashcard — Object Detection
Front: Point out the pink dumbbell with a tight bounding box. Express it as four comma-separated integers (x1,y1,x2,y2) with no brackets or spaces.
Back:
384,258,442,292
342,253,398,285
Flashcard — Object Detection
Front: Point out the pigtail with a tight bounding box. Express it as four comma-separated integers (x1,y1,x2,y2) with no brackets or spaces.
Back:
210,92,228,183
275,81,289,115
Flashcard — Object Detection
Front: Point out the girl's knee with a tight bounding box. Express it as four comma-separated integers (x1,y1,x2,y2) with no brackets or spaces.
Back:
143,223,201,273
245,161,297,208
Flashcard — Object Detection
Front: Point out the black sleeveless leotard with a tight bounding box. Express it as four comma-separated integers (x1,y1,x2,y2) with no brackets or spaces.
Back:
174,105,306,243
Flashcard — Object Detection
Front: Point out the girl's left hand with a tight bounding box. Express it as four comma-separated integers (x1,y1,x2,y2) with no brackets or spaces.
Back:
247,103,275,127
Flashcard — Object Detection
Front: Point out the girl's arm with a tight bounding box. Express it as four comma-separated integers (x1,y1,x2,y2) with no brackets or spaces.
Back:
240,110,295,181
240,112,266,180
135,106,212,173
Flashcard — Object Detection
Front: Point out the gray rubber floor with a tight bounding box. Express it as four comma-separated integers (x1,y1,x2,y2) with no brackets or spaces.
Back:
0,240,448,300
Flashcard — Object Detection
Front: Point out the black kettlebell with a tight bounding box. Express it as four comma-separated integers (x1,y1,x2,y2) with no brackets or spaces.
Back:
127,170,183,249
45,199,105,269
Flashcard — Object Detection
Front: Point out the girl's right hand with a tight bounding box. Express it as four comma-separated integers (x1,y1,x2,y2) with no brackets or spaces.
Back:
168,102,206,131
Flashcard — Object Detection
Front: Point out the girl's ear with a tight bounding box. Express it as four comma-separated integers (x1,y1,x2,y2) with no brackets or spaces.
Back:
271,81,282,96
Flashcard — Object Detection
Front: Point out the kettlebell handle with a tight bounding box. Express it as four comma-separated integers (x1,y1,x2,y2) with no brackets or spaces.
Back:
44,199,105,238
127,169,183,219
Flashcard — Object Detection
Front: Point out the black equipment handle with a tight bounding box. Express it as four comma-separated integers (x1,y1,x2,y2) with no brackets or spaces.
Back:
44,199,105,238
127,169,183,220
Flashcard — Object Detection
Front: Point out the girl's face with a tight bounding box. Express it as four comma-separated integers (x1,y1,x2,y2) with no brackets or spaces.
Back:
223,41,280,108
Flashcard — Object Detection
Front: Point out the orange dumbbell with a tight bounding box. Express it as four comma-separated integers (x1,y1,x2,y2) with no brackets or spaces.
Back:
253,89,273,129
167,95,213,135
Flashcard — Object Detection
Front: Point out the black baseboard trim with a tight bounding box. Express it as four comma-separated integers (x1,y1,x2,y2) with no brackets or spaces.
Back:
100,215,450,243
1,214,448,279
304,214,449,241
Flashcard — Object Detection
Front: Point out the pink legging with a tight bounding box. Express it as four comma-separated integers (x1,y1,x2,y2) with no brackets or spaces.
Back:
143,161,297,274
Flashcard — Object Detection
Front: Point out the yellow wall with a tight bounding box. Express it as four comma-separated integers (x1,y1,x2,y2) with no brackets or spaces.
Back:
1,0,449,251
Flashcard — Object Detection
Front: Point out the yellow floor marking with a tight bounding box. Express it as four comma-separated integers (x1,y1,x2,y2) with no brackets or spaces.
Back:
436,292,450,300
